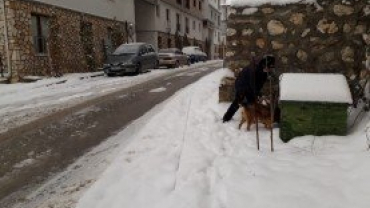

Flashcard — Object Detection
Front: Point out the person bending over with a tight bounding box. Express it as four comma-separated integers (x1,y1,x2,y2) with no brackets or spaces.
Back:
222,55,275,123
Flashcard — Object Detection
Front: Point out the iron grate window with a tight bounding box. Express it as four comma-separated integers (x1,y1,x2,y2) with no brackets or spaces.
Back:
31,14,49,54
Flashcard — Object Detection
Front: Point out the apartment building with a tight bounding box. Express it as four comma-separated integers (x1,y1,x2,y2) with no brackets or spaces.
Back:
219,0,229,59
0,0,135,81
202,0,224,59
135,0,205,51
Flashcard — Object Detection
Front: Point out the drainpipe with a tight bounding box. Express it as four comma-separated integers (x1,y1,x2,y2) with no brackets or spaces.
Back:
2,0,11,81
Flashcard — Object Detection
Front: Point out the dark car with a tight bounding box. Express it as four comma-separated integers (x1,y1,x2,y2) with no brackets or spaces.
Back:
103,43,158,76
182,46,207,64
158,48,190,68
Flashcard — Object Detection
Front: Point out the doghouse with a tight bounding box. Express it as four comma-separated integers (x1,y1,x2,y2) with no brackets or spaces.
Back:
279,73,353,142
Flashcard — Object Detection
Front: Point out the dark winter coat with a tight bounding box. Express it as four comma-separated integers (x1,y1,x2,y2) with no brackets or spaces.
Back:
235,64,268,105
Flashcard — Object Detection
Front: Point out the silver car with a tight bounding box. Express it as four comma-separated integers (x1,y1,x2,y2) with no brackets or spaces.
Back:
103,43,158,76
158,48,190,68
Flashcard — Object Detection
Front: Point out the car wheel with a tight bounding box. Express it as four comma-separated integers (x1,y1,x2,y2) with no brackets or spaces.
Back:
175,60,180,68
154,60,159,69
135,63,142,75
106,73,115,77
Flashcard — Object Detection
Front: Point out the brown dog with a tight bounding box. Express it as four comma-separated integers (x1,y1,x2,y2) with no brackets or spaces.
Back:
238,102,272,131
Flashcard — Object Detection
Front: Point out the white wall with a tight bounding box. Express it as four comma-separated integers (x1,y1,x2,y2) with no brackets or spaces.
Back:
157,2,203,41
135,0,156,31
34,0,135,23
208,0,220,9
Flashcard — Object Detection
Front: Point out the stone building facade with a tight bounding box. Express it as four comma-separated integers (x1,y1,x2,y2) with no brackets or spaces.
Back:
225,0,369,77
0,0,134,81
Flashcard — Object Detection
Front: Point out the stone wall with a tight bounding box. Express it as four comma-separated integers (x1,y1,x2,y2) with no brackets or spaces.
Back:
226,0,369,76
3,0,129,77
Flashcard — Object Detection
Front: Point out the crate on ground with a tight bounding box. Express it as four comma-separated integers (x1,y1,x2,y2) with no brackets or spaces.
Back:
219,76,235,102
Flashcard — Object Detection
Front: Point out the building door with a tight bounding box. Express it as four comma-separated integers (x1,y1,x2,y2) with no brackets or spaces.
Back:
80,22,96,71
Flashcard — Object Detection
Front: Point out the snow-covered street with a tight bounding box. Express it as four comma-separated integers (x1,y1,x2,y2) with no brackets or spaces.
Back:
9,67,370,208
0,61,221,134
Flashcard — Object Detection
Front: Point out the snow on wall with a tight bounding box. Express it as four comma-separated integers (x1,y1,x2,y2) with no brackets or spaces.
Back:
280,73,353,104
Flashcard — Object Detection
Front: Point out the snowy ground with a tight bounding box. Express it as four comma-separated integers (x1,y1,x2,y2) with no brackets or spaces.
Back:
11,68,370,208
75,69,370,208
0,61,221,134
4,66,370,208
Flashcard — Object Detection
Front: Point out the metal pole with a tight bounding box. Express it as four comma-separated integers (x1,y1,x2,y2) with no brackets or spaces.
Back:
255,102,260,151
252,54,260,151
125,21,129,44
269,76,274,152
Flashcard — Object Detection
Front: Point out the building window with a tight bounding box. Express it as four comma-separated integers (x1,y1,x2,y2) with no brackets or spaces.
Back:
199,1,202,10
185,17,189,34
199,23,201,32
193,0,196,7
193,20,195,30
105,27,113,52
177,0,182,5
176,13,181,32
167,37,172,48
166,9,170,21
156,5,160,17
31,14,49,54
185,0,190,9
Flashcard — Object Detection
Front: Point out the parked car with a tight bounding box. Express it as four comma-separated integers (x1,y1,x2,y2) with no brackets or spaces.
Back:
182,46,207,64
103,43,158,76
158,48,190,68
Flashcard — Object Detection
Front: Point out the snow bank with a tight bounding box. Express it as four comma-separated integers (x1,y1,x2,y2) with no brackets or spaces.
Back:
76,68,370,208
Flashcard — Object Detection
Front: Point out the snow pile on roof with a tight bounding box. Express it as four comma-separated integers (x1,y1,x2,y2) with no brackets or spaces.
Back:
229,0,316,7
280,73,353,104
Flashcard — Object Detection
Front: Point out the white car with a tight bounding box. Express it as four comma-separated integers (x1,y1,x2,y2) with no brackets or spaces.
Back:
182,46,207,64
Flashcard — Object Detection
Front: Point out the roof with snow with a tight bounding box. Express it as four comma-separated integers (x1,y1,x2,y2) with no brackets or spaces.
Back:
280,73,353,104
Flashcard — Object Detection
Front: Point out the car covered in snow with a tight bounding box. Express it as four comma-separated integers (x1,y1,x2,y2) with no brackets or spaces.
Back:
158,48,190,68
182,46,207,64
103,43,158,76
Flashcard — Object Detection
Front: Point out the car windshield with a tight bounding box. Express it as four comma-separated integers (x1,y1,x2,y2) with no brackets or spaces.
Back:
159,48,177,53
113,44,140,55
